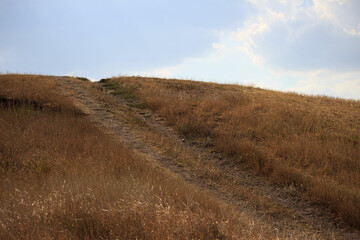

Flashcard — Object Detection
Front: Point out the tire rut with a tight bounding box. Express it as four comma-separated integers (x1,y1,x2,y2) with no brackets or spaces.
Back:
60,77,360,240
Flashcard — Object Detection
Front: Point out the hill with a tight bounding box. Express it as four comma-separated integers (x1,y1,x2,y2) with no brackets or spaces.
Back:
1,74,360,239
101,76,360,225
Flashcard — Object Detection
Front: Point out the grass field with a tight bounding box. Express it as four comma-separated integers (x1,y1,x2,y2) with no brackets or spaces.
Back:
2,74,360,239
0,74,273,239
104,76,360,227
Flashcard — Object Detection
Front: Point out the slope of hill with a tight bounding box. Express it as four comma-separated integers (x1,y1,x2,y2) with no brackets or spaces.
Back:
100,76,360,227
1,74,360,239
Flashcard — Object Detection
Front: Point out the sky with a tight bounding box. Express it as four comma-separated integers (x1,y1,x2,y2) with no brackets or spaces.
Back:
0,0,360,99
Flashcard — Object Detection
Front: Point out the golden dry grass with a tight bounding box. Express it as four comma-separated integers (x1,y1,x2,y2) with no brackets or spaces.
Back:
0,74,76,112
106,76,360,227
0,74,275,239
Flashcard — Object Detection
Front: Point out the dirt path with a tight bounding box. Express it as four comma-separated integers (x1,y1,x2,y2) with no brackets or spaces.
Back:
59,77,360,239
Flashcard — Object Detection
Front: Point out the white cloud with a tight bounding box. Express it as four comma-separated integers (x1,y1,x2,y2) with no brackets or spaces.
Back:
131,65,179,79
140,0,360,99
291,70,360,99
343,24,360,36
239,0,360,99
237,0,360,72
147,66,179,78
231,7,285,67
311,0,360,39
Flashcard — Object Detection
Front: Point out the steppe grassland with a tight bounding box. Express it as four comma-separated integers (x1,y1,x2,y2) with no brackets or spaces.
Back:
108,76,360,227
0,74,265,239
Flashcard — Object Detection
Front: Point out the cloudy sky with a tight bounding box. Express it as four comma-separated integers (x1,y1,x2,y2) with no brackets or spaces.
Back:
1,0,359,99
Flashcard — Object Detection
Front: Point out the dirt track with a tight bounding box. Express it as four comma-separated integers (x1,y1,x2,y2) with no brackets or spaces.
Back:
59,77,360,240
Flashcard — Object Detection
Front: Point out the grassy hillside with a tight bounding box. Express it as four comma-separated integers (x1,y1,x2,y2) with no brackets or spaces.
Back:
2,74,359,239
102,76,360,227
0,74,267,239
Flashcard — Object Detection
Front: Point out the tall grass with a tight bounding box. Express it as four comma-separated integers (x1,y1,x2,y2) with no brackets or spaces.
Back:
0,75,266,239
106,76,360,227
0,74,77,112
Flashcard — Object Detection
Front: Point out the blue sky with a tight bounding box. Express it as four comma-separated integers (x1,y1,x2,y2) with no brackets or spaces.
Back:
1,0,360,99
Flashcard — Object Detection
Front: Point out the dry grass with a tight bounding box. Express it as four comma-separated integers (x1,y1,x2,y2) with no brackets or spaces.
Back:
0,74,77,112
105,76,360,227
0,74,274,239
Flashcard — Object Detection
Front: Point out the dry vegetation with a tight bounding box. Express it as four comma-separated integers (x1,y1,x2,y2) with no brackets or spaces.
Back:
0,74,275,239
104,76,360,227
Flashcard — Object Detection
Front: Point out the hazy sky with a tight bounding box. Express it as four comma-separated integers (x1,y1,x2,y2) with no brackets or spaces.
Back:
1,0,360,99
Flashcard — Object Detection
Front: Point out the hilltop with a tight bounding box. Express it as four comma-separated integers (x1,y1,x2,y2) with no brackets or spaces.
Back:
1,74,360,239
